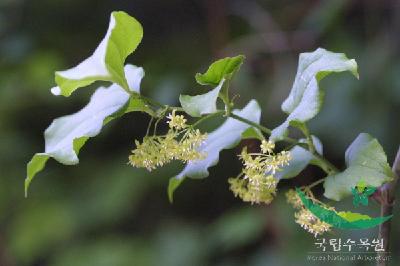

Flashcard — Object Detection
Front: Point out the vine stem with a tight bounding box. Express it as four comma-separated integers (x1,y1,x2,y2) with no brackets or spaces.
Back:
191,111,225,128
298,122,316,154
134,89,399,261
377,146,400,266
135,93,339,177
130,92,184,112
228,113,339,175
228,113,272,136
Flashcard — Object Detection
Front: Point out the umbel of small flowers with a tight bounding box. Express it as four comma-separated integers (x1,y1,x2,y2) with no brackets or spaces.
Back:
129,110,207,171
286,189,332,237
228,140,291,204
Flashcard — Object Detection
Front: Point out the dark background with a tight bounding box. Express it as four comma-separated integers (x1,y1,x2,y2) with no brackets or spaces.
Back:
0,0,399,265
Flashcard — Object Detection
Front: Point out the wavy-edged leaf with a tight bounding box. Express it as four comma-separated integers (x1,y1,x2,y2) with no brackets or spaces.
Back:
276,136,323,179
323,133,394,201
168,100,261,202
271,48,358,140
195,55,245,86
179,79,224,117
25,65,144,196
296,189,392,229
51,11,143,97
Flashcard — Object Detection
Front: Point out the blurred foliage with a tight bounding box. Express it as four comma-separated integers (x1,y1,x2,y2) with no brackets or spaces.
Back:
0,0,399,265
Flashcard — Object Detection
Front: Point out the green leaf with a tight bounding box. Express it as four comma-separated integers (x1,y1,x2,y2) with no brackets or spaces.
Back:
167,177,184,203
104,97,155,124
25,154,50,196
296,189,392,229
195,55,245,87
168,100,261,201
25,65,144,196
324,133,394,201
241,127,264,141
275,136,323,179
179,79,224,117
51,11,143,97
270,48,358,140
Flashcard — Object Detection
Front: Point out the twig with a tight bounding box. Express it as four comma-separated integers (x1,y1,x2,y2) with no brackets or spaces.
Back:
191,111,225,128
306,178,325,189
134,91,340,178
227,113,339,175
377,146,400,266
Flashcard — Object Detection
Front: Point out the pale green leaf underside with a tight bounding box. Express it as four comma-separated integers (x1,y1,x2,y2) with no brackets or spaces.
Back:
195,55,245,86
275,136,323,179
168,100,261,202
179,79,224,117
324,133,394,201
25,65,145,196
51,11,143,97
270,48,358,141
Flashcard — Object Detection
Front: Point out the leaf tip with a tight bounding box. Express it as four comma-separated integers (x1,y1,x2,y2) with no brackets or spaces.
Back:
24,177,30,198
349,59,359,79
168,177,184,203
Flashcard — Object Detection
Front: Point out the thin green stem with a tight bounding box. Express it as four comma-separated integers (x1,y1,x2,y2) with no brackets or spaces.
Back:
228,113,271,135
298,122,339,174
128,91,184,112
146,116,154,136
228,113,297,144
191,111,225,128
131,89,339,179
153,106,169,135
228,112,339,176
313,153,339,173
299,122,316,154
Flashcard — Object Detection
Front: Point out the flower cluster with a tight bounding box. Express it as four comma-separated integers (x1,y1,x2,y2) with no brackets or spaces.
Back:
294,209,331,237
129,110,207,171
285,189,303,209
286,189,331,237
228,140,291,204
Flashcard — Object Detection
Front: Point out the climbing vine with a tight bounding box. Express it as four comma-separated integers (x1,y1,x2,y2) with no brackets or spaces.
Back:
26,11,397,241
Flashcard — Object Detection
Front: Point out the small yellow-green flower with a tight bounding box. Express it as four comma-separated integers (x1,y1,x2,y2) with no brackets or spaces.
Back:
260,139,275,154
166,109,187,130
229,140,291,204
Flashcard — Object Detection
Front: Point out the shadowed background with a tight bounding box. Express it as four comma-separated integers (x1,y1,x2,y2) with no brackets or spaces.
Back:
0,0,399,265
